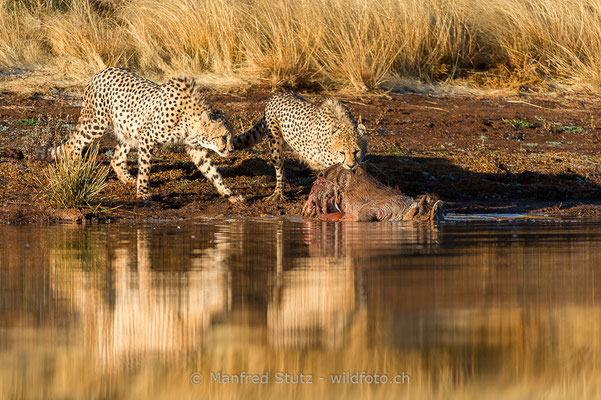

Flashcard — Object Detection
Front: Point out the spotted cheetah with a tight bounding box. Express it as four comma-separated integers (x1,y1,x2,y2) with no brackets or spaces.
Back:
38,67,244,202
233,93,367,201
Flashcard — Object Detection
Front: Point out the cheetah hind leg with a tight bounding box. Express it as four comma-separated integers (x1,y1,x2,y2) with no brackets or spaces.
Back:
110,143,136,185
264,119,286,202
64,101,110,159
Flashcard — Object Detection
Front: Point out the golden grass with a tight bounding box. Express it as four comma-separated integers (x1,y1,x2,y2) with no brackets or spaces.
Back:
1,0,601,92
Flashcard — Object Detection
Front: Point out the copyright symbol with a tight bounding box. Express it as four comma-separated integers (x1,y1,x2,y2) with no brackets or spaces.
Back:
190,372,204,385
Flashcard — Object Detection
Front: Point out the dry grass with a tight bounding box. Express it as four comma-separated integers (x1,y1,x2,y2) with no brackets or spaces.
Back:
1,0,601,92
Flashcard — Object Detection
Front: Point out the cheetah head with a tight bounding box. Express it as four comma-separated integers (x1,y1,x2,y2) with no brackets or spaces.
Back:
169,77,235,157
322,99,368,170
330,123,367,170
186,108,235,157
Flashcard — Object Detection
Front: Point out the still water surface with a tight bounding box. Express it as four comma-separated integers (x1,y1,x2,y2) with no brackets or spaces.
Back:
1,219,601,399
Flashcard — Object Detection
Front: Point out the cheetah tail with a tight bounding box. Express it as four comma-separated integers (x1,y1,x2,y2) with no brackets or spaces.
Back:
233,116,266,151
31,144,62,162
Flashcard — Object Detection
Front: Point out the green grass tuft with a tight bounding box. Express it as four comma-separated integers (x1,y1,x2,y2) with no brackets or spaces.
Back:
16,118,38,126
556,125,584,134
502,118,537,129
34,146,109,209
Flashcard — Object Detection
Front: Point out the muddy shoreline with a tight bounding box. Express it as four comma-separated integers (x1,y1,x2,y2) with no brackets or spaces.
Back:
1,89,601,224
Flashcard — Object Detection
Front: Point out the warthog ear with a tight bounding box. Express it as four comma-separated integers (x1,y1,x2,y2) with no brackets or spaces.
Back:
339,171,352,187
403,203,419,220
430,200,444,220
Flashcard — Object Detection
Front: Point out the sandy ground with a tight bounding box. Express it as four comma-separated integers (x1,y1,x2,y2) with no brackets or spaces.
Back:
1,88,601,223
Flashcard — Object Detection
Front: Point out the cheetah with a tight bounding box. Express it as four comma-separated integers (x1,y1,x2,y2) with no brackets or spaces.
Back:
38,67,244,202
233,93,367,201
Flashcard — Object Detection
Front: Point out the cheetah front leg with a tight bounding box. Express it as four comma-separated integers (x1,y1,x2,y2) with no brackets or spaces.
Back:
110,143,136,184
186,147,245,203
136,137,154,200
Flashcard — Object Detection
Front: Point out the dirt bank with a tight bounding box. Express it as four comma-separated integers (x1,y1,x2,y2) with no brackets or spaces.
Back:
1,89,601,223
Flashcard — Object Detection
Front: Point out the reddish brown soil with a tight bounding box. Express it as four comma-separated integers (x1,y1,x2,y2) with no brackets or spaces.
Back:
1,88,601,223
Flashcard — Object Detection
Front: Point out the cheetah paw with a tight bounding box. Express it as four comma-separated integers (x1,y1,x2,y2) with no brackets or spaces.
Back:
118,176,136,185
265,192,286,203
228,194,247,204
136,192,151,201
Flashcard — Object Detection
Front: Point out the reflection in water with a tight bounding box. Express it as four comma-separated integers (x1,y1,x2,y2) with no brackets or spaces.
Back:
83,229,231,367
1,220,601,399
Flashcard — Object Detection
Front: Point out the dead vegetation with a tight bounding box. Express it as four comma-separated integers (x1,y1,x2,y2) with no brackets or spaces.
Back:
1,0,601,92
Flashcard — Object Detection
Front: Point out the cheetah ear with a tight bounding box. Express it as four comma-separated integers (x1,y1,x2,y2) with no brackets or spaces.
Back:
201,110,211,124
357,124,366,137
164,78,186,92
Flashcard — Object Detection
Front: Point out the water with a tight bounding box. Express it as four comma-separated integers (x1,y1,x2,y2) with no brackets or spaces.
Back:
1,219,601,399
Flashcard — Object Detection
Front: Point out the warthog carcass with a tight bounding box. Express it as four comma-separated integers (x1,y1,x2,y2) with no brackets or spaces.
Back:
302,165,444,222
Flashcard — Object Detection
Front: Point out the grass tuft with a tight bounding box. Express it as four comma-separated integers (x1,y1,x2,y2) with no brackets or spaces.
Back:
16,117,38,126
34,145,109,208
503,118,537,129
556,125,584,134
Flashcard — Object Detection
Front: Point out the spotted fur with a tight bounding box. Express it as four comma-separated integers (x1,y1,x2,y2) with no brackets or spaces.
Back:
233,93,367,201
40,67,244,202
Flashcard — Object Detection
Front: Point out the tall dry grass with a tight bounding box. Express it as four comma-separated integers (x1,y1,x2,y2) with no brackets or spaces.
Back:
1,0,601,91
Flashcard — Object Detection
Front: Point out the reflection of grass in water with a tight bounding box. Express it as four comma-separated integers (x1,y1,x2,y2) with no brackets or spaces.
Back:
2,308,601,399
4,224,601,398
48,226,107,273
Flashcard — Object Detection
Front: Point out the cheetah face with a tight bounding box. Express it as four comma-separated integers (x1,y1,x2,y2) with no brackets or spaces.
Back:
332,123,367,169
186,109,234,157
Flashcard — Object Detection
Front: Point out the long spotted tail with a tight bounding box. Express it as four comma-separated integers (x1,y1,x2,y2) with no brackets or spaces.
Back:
233,116,266,150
